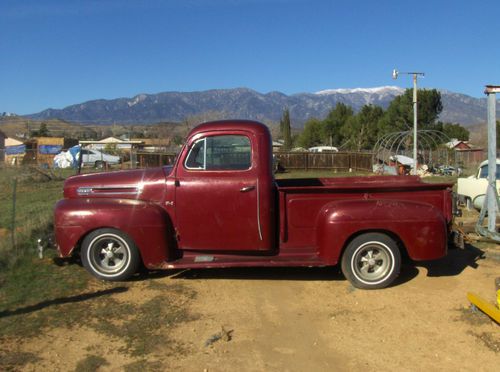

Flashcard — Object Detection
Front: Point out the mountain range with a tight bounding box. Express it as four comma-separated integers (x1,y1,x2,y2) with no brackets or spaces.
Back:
26,87,499,128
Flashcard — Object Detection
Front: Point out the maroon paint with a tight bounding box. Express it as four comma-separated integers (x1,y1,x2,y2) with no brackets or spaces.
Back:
54,120,453,271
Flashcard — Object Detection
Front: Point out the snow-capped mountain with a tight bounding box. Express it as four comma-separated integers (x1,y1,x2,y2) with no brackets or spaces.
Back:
26,87,497,127
315,86,405,96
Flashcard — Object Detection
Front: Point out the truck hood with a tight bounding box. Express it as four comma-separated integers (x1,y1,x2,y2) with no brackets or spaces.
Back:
63,166,172,202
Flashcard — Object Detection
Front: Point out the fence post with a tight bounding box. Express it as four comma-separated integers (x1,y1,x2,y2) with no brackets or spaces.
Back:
11,178,17,251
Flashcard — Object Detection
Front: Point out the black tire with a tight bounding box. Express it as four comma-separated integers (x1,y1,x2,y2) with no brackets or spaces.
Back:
81,228,140,281
341,233,401,289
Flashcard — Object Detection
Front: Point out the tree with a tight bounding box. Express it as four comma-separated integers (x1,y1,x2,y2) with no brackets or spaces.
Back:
280,108,292,150
31,122,50,137
322,103,354,146
297,118,323,148
341,105,384,151
378,89,443,135
440,122,469,141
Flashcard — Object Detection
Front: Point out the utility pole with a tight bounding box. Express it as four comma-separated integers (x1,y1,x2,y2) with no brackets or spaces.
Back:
392,69,425,175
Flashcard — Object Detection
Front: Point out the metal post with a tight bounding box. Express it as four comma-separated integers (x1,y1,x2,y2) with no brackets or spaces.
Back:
392,69,424,176
11,178,17,250
486,88,498,232
413,74,418,175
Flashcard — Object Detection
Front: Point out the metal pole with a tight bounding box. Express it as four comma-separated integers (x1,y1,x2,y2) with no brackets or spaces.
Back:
413,74,418,175
486,90,497,232
11,178,17,250
393,69,424,176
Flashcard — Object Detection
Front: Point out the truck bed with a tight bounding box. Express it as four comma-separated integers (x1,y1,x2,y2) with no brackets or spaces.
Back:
275,175,452,192
275,175,454,263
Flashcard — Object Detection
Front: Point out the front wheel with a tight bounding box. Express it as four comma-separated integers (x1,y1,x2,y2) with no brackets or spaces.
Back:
81,228,140,281
341,233,401,289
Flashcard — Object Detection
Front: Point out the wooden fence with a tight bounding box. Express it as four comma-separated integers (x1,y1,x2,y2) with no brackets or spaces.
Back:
136,152,177,168
274,152,373,172
133,151,374,171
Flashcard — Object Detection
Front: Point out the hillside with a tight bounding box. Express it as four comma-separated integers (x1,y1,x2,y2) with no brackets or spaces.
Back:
25,87,499,128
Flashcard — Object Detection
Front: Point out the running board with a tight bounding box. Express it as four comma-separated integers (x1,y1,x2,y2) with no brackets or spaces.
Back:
159,251,327,270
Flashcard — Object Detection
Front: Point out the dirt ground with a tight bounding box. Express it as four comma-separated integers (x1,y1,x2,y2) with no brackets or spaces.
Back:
4,224,500,371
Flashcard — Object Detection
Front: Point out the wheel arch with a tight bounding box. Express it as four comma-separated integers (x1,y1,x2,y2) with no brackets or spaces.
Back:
315,199,448,264
339,229,407,263
55,199,174,267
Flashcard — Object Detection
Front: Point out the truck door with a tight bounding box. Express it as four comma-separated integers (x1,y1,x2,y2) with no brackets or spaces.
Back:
174,131,271,251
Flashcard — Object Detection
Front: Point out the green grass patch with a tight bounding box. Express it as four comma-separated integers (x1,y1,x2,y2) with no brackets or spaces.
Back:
0,250,196,361
0,168,65,269
0,251,90,338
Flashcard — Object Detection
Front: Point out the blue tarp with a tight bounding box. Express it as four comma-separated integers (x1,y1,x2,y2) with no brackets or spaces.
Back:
39,145,63,154
6,144,26,155
68,145,80,167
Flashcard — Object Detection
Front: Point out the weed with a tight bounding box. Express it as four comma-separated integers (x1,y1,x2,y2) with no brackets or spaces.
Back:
75,355,109,372
467,331,500,353
123,359,165,372
476,332,500,353
456,306,494,326
0,347,40,371
91,293,195,357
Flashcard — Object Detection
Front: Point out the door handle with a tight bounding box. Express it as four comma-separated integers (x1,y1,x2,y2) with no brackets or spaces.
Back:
240,185,255,192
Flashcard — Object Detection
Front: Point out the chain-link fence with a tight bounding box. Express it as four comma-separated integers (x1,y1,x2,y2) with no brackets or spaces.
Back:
0,168,64,268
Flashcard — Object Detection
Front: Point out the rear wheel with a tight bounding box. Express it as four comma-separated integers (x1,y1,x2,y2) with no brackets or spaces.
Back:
81,228,140,281
341,233,401,289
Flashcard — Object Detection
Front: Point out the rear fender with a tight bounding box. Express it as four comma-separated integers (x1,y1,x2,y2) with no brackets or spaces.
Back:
316,199,448,264
54,198,173,268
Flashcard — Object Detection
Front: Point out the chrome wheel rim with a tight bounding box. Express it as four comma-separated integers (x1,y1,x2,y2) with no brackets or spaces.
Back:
351,241,394,284
88,234,129,275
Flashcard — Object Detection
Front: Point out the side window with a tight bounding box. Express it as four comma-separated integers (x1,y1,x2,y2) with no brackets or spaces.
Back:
479,164,500,179
185,135,251,171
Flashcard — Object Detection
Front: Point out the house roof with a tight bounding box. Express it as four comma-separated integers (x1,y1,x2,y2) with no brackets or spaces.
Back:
445,139,471,149
98,136,124,143
5,137,23,146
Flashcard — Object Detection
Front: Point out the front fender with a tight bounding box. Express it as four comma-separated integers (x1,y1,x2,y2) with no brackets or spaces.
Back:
316,199,448,264
54,198,172,267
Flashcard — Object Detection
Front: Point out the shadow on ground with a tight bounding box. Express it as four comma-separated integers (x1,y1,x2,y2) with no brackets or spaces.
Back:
0,286,128,318
418,244,485,277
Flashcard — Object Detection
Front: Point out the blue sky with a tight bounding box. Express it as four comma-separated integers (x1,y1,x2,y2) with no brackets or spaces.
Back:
1,0,498,114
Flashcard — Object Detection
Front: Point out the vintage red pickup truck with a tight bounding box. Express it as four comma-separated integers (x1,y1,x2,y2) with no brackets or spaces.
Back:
55,120,457,289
